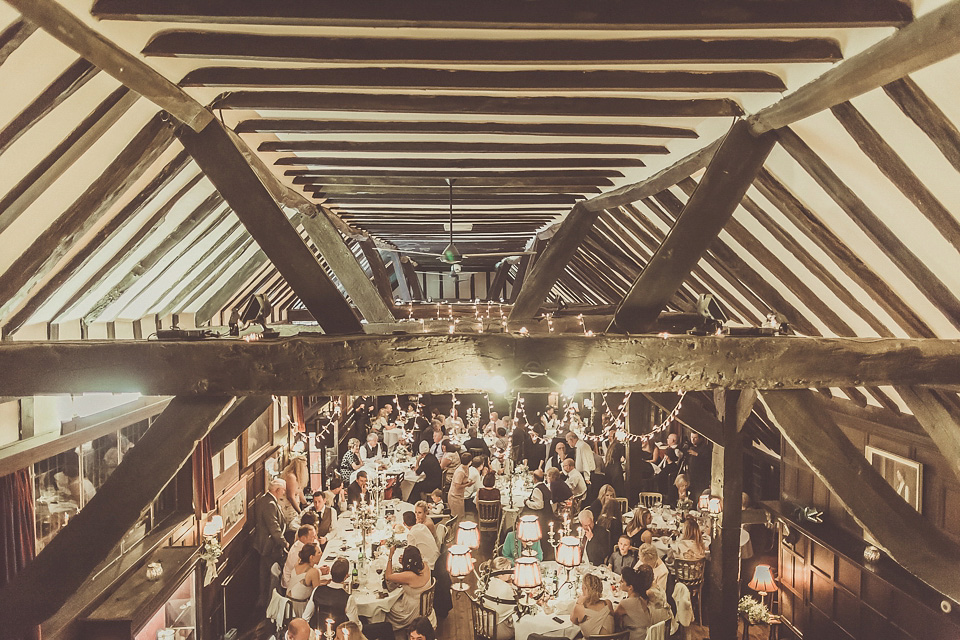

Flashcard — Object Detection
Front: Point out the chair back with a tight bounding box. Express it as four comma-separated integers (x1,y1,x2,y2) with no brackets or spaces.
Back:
435,523,448,547
469,447,486,460
419,577,436,617
300,585,320,625
477,500,502,533
672,557,706,584
646,619,668,640
444,517,461,546
615,497,629,514
468,595,498,640
585,631,630,640
639,492,663,508
265,589,293,633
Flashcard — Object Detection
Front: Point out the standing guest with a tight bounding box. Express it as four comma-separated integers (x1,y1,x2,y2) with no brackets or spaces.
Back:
414,500,438,538
352,396,373,433
340,438,363,484
615,566,672,640
607,535,639,576
546,467,572,512
284,618,315,640
578,509,610,567
511,424,533,467
523,473,554,555
603,430,626,498
540,405,560,438
565,431,597,482
635,543,669,595
403,510,440,566
287,544,324,617
279,455,309,524
561,458,587,498
446,408,465,433
359,432,387,463
305,491,336,544
282,525,318,589
624,507,654,548
412,441,442,500
526,430,547,476
476,472,501,503
657,447,682,497
407,616,437,640
448,452,473,518
685,432,712,497
386,546,436,629
570,573,615,637
479,556,517,640
253,479,288,609
440,441,461,485
597,498,623,547
463,427,491,458
465,456,484,503
669,517,707,562
347,470,370,506
311,558,351,629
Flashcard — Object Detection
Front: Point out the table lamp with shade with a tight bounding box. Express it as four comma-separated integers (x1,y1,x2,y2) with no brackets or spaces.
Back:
513,555,542,617
515,515,542,557
748,564,778,609
551,535,582,596
447,545,475,592
708,497,722,537
202,515,223,539
457,521,480,550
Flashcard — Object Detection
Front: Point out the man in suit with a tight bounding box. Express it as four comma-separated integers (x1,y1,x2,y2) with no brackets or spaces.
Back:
412,441,442,500
311,558,351,628
565,431,596,482
578,508,610,567
304,490,335,544
347,470,370,506
254,479,288,609
359,431,387,463
462,426,490,459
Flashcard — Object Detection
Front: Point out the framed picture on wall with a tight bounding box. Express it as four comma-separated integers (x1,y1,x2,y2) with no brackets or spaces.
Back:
242,409,272,469
218,481,247,546
865,446,922,512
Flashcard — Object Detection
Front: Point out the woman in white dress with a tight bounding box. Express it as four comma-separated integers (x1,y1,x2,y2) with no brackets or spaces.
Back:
286,544,323,617
386,545,437,629
571,573,615,637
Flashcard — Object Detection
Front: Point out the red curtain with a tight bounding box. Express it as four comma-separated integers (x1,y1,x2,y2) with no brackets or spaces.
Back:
0,469,41,639
192,436,215,513
292,396,306,433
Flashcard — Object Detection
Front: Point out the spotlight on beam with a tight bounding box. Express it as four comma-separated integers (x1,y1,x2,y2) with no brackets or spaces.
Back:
230,294,278,338
562,378,579,396
490,375,508,395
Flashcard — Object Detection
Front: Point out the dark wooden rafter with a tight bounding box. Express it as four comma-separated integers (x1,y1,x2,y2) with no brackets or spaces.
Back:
244,119,689,138
389,252,411,303
0,114,174,323
884,76,960,175
184,67,786,93
92,0,913,28
0,87,137,237
213,92,742,118
321,195,583,206
895,387,960,482
831,101,960,254
5,0,211,131
82,191,225,324
762,389,960,603
148,32,841,65
260,140,669,155
0,151,193,338
4,335,960,396
0,58,99,156
486,260,512,303
278,157,644,169
177,119,362,333
306,186,601,197
777,127,960,331
0,18,37,67
610,121,776,333
400,257,426,300
295,176,615,188
508,238,546,304
0,396,235,636
358,239,398,311
286,169,625,179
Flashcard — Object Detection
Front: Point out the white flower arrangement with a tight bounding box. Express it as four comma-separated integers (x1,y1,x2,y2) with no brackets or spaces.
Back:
738,595,770,624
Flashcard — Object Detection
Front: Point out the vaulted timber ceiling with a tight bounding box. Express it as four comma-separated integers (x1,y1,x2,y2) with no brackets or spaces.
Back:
0,0,957,408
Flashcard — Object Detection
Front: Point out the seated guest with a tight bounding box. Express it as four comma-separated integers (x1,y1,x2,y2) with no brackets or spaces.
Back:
299,512,318,529
624,507,654,548
414,500,438,537
480,557,517,640
495,426,509,452
305,491,336,544
597,498,623,546
282,525,317,589
668,473,692,508
615,566,672,640
578,509,610,567
428,489,445,514
586,484,617,522
335,621,367,640
311,557,350,628
545,440,573,475
561,458,587,498
546,467,572,511
635,543,669,595
429,429,445,460
669,517,707,562
412,441,443,500
570,573,615,637
287,544,324,617
407,616,437,640
359,432,387,463
347,470,370,506
386,546,436,629
608,535,639,576
463,427,491,458
340,438,363,484
284,618,315,640
329,477,348,513
403,510,440,567
502,524,543,564
476,472,501,503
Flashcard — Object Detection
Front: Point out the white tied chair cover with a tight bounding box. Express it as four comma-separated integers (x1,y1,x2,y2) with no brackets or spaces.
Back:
647,619,668,640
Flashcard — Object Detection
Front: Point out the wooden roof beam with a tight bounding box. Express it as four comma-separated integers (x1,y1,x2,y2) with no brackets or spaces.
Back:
358,239,399,313
277,157,644,169
246,120,693,139
3,335,960,396
400,257,426,300
259,140,669,155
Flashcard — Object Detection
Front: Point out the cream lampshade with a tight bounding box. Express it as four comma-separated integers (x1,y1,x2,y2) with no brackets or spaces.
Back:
748,564,777,594
516,515,542,543
203,515,223,537
513,556,542,589
457,521,480,549
447,544,475,591
698,493,711,511
556,536,582,568
708,497,722,515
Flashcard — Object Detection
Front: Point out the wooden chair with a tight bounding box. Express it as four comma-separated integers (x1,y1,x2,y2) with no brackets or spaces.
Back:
586,631,630,640
477,499,502,535
671,557,706,623
615,496,629,515
468,595,498,640
570,491,586,517
639,492,663,508
419,577,436,618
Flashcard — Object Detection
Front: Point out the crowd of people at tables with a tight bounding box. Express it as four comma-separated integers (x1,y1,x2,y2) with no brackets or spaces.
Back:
256,397,715,640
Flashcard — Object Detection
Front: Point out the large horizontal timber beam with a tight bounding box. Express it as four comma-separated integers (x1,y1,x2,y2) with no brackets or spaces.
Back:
761,389,960,604
0,396,235,637
510,0,960,323
2,335,960,397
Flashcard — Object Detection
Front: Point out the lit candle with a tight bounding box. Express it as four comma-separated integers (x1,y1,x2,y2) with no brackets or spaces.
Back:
326,619,334,635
